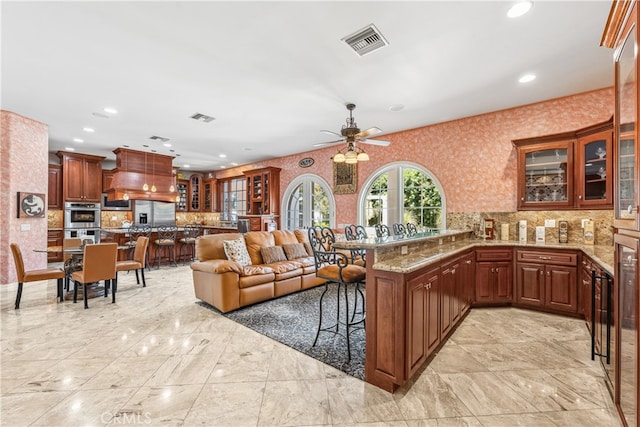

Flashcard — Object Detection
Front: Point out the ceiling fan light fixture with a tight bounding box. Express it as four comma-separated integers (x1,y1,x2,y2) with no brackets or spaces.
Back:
345,150,358,163
357,151,370,161
333,152,346,163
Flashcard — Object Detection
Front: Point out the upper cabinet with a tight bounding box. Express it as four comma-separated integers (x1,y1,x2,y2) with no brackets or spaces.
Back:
603,0,639,231
512,119,613,210
176,179,188,212
189,174,202,212
203,175,217,212
244,167,281,215
57,151,105,203
47,164,62,209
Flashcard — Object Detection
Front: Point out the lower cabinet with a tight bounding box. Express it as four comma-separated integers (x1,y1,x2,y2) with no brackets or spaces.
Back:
515,250,578,313
47,230,63,263
475,248,513,303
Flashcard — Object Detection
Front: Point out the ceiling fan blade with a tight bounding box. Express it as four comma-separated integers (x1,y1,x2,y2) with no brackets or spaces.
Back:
359,138,391,147
355,126,382,138
320,129,342,137
313,138,345,147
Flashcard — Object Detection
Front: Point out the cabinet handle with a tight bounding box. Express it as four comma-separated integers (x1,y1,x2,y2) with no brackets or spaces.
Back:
539,256,552,260
578,195,582,200
547,271,550,276
466,260,472,265
540,270,543,275
521,197,524,201
495,267,499,273
491,267,494,273
452,269,456,274
426,282,431,289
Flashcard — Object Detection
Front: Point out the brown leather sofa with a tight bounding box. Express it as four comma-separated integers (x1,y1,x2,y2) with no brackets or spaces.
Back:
191,229,325,313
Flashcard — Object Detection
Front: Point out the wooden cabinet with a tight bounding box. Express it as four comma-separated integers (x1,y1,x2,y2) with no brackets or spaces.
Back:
57,151,105,202
580,256,594,331
406,266,439,378
440,252,473,336
512,119,613,211
515,249,578,313
47,230,63,262
47,164,62,209
459,251,474,314
203,176,217,212
189,174,202,211
244,167,281,215
475,248,513,303
176,179,188,212
102,169,114,192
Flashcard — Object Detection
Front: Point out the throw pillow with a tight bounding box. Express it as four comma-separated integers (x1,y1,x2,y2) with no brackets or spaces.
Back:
283,243,308,260
261,245,287,264
303,242,314,256
223,237,252,267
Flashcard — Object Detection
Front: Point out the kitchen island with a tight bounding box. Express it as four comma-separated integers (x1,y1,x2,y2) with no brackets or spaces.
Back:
332,230,613,392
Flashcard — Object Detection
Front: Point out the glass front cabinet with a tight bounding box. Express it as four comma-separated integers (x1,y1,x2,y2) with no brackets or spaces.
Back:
513,119,613,210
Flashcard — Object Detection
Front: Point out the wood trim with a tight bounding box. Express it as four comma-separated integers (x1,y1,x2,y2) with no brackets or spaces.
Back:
601,0,636,48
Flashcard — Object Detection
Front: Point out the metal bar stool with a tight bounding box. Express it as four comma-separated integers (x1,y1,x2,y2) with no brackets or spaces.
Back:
153,225,178,268
374,224,390,238
392,223,407,236
179,224,201,265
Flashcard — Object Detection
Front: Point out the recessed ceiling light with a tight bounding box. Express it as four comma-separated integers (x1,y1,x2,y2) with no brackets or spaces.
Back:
183,164,190,168
92,112,109,119
231,162,238,166
508,1,533,18
65,147,75,151
163,143,172,147
73,138,84,143
103,107,118,114
243,147,252,151
220,165,226,169
82,127,95,133
389,104,404,112
518,73,536,83
219,154,227,158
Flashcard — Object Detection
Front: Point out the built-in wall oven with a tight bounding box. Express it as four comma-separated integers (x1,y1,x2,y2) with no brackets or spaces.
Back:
64,202,101,229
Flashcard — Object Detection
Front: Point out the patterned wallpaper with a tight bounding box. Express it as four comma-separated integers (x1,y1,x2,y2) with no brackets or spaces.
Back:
1,111,49,284
219,88,614,226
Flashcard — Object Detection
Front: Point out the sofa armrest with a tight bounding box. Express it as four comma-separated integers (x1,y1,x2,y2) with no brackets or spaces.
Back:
191,259,242,274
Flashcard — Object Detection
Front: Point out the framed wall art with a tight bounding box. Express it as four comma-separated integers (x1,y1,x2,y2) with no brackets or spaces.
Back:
333,162,357,194
17,192,46,218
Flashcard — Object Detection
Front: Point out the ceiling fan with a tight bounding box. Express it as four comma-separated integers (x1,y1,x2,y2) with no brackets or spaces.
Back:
314,103,391,148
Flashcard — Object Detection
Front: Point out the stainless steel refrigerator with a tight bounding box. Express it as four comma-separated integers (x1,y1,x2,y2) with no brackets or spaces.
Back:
133,200,176,227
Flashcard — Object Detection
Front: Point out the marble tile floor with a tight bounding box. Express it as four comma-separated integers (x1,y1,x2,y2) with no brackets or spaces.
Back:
0,265,621,426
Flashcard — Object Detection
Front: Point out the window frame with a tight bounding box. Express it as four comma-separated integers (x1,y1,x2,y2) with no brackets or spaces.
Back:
282,173,335,230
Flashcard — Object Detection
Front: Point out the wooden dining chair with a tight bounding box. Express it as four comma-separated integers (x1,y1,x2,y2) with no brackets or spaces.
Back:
71,243,117,309
116,236,149,288
10,243,65,309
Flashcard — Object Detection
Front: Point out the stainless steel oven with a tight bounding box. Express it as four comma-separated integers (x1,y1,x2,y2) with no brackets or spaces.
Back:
64,202,101,229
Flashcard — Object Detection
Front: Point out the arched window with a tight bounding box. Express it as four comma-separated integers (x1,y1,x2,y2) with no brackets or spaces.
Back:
358,162,445,230
282,174,335,230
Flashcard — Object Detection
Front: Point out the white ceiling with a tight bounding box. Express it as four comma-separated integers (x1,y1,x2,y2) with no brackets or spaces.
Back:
1,1,614,171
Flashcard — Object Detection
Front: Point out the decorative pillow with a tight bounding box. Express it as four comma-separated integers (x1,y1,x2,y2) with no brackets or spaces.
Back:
223,237,252,267
283,243,309,260
260,245,287,264
303,242,314,256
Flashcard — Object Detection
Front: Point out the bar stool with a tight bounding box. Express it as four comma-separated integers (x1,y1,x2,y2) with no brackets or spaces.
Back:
392,223,407,236
308,226,366,361
406,222,418,236
154,225,178,268
179,224,201,265
374,224,390,238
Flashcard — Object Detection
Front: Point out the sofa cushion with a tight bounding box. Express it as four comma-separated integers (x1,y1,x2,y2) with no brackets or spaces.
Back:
283,243,308,260
303,242,314,256
272,230,299,246
190,259,242,274
223,237,252,267
261,245,287,264
317,264,366,283
266,260,303,273
242,264,274,276
196,233,242,261
244,231,275,265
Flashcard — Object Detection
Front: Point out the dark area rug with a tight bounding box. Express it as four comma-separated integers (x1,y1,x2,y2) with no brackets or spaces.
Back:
198,284,365,379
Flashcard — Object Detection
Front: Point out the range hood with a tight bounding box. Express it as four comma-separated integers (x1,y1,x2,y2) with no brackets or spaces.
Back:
105,148,178,203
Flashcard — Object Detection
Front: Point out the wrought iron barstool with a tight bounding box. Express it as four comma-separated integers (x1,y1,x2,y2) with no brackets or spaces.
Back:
308,226,366,361
374,224,390,238
126,224,152,270
392,223,407,236
153,225,178,268
179,224,201,265
406,222,418,236
343,224,367,322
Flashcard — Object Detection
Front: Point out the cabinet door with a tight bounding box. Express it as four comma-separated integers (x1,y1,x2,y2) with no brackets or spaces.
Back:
189,174,201,211
545,265,577,312
48,165,62,209
493,261,513,302
64,156,85,201
176,180,188,212
581,263,593,330
47,230,63,263
83,159,103,201
516,262,544,307
475,263,493,302
516,140,574,209
577,128,612,208
426,274,440,355
406,273,428,377
460,254,474,313
440,267,453,337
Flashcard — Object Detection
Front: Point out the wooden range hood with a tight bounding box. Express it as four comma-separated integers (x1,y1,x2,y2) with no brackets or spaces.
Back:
105,148,178,202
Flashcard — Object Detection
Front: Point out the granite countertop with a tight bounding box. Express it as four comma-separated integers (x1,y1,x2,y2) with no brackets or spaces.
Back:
354,237,613,277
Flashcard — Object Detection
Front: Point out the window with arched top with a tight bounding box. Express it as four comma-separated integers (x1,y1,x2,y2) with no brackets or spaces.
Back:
282,174,335,230
358,162,445,231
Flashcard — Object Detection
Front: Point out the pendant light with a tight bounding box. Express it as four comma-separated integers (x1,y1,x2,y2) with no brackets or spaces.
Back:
122,149,130,201
150,155,157,192
142,152,149,191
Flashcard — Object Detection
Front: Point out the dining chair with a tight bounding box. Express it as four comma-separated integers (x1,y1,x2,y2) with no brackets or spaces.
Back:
71,243,118,309
62,238,82,290
179,224,201,265
406,222,418,236
10,243,66,309
126,224,152,269
153,225,178,268
308,226,366,361
116,236,149,288
374,224,390,238
392,223,407,236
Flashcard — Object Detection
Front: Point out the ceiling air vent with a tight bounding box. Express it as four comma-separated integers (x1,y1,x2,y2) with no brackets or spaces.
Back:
190,113,215,123
342,24,388,57
149,135,170,142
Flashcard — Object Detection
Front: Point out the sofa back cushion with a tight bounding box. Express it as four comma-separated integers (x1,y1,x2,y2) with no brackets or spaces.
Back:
196,233,242,261
244,231,275,265
261,245,287,264
283,243,309,260
223,237,252,267
272,230,299,246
